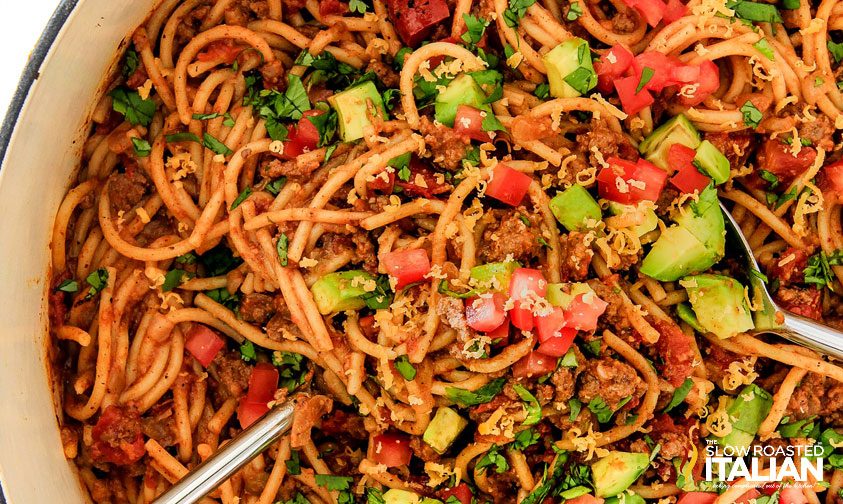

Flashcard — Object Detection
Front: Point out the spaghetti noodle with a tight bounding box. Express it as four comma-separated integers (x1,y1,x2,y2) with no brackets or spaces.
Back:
47,0,843,502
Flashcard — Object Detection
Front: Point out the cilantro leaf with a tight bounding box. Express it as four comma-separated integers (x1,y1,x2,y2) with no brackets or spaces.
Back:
461,14,490,47
476,444,509,473
131,137,151,157
272,351,308,392
349,0,368,13
664,378,694,412
265,177,287,196
361,275,393,309
57,279,79,293
110,87,155,126
203,132,233,156
446,378,506,406
513,384,542,425
314,474,353,491
830,41,843,63
239,341,257,362
567,1,583,20
753,38,775,60
162,269,188,292
165,132,200,144
121,48,140,78
286,449,302,475
534,83,550,100
504,0,538,27
306,109,338,147
85,268,109,299
230,187,253,211
740,101,763,128
636,67,655,93
511,428,540,450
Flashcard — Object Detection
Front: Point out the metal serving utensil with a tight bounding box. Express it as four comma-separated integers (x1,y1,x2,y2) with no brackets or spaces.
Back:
720,201,843,360
153,400,295,504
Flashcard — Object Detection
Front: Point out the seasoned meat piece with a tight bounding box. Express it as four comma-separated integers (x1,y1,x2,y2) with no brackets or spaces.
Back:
91,405,145,465
550,366,576,403
652,318,695,388
654,186,680,217
589,276,635,343
266,294,303,341
559,231,594,281
320,409,369,439
798,114,835,151
775,285,822,320
259,60,286,91
211,350,251,400
409,435,442,462
261,156,322,178
479,209,542,264
366,59,400,88
767,247,808,286
577,126,638,166
785,372,843,426
612,8,637,33
108,170,150,213
703,344,746,390
125,64,148,89
141,401,178,447
704,131,753,171
282,0,307,12
239,293,276,325
646,414,692,460
437,296,472,344
577,357,645,411
418,117,471,172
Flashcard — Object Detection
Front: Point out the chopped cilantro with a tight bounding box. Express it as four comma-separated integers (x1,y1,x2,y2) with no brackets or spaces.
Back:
568,398,582,422
446,378,506,406
165,132,201,144
349,0,368,13
265,177,287,196
513,384,542,425
132,137,151,157
753,38,775,60
534,83,550,100
664,378,694,412
740,101,762,129
85,268,109,299
829,41,843,63
286,449,302,475
394,355,417,381
476,444,509,473
121,48,140,78
567,1,583,20
162,269,188,292
727,1,783,23
276,233,289,266
504,0,539,27
110,87,155,126
230,187,253,211
461,14,490,47
511,428,541,450
272,351,308,392
57,279,79,293
203,132,232,156
360,275,393,309
239,340,257,362
804,250,843,290
636,67,655,93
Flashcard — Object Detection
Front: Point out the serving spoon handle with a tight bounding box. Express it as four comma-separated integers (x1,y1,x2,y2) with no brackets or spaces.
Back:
775,312,843,361
153,401,295,504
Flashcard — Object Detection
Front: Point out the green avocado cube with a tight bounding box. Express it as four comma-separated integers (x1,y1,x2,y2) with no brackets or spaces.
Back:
591,451,650,498
469,261,520,292
434,73,488,127
423,407,467,454
638,114,701,170
640,226,717,282
328,81,387,142
606,202,659,237
694,139,730,184
672,185,725,257
310,270,376,315
549,184,601,231
543,38,597,98
680,274,755,339
546,282,593,308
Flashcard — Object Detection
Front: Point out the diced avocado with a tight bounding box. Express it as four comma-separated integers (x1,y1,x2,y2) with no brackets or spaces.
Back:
383,489,421,504
310,270,375,315
638,114,701,170
469,261,520,292
712,384,773,452
607,202,659,237
605,494,646,504
694,140,730,185
558,486,591,500
676,303,705,333
550,185,601,231
680,274,754,339
423,407,468,454
546,282,593,308
543,38,597,98
672,185,725,257
434,74,487,127
640,226,717,282
591,451,650,498
328,81,387,142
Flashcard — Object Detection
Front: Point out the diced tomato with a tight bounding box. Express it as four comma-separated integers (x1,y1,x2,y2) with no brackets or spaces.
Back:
372,433,412,467
534,306,567,342
91,405,146,465
465,293,507,332
246,362,279,405
281,110,322,159
779,486,808,504
760,482,782,496
508,268,548,331
439,483,473,504
368,169,396,194
676,492,718,504
668,144,711,193
237,398,269,429
395,157,450,198
595,45,635,93
652,318,694,387
536,327,577,357
564,293,608,331
597,157,667,204
776,285,823,320
319,0,348,16
735,490,762,504
632,51,677,92
512,351,558,378
566,495,605,504
669,64,700,85
663,0,688,23
487,316,511,346
677,60,720,106
614,75,655,115
453,105,494,142
386,0,451,47
485,164,533,207
185,324,226,367
819,161,843,194
381,248,431,289
757,139,818,184
196,39,241,64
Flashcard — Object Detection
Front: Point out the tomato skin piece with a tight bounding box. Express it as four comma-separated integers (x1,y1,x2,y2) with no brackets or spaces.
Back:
566,495,605,504
735,490,762,504
185,324,226,367
386,0,451,47
485,164,533,207
196,40,241,64
668,143,711,194
595,44,634,93
237,398,270,429
632,51,677,92
91,405,146,465
486,316,511,346
465,293,508,332
819,161,843,194
597,157,667,204
757,139,818,184
508,268,548,331
512,351,558,378
652,318,694,387
677,60,720,106
368,169,396,194
536,327,577,356
663,0,688,23
564,293,609,331
454,105,494,142
676,492,718,504
381,248,431,289
319,0,348,16
627,0,668,26
439,483,473,504
372,433,412,467
778,486,808,504
614,75,655,115
246,362,279,405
